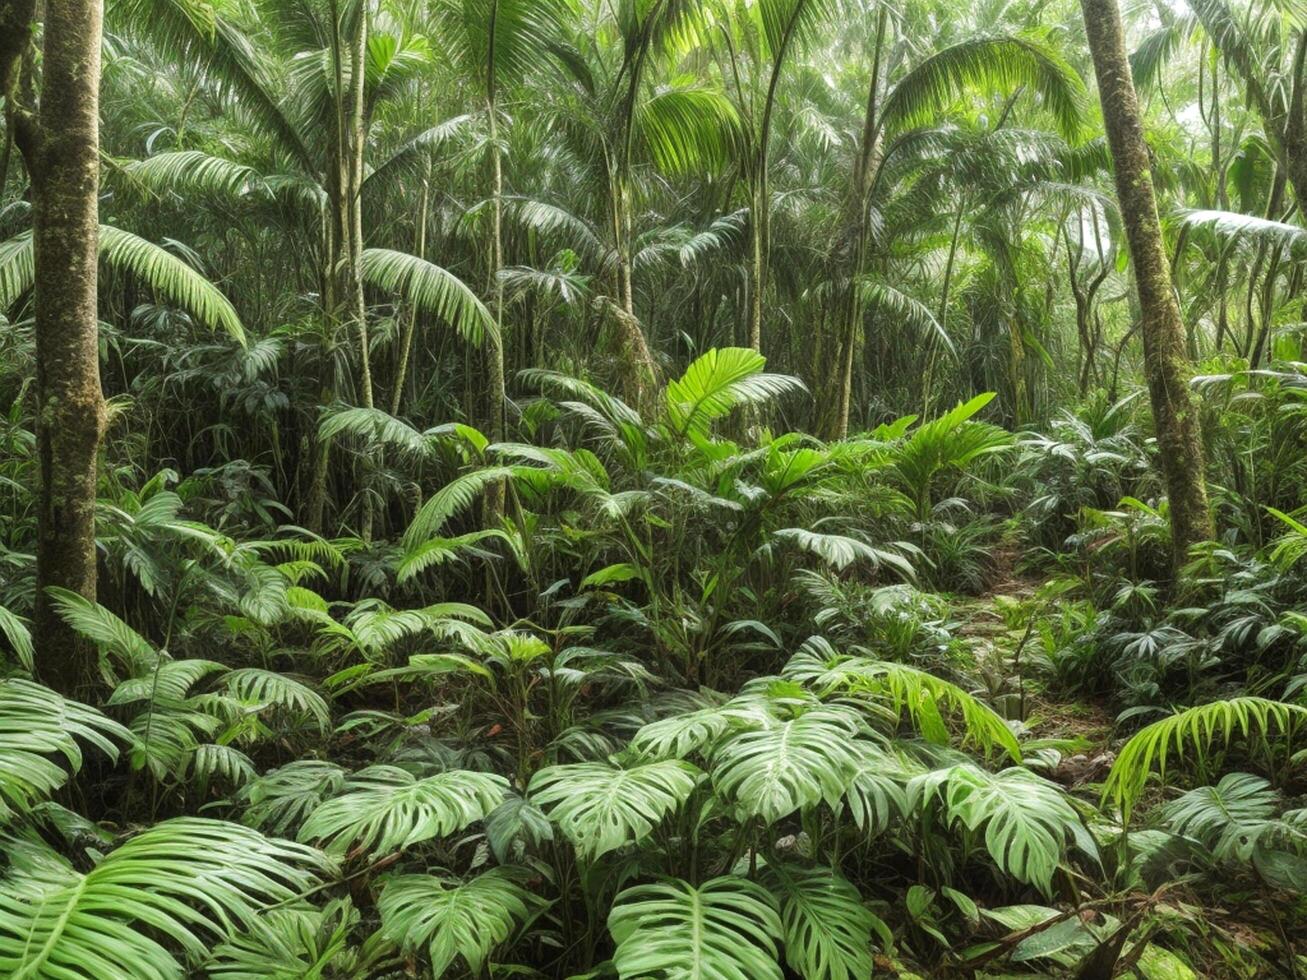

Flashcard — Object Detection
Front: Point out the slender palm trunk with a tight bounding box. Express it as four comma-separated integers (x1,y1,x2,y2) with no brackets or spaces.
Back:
1081,0,1214,564
349,5,372,411
14,0,106,695
924,195,967,414
349,1,374,541
391,169,429,416
833,6,887,439
486,86,508,518
749,177,765,352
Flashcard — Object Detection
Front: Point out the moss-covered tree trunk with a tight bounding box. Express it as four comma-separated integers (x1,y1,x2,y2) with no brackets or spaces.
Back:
10,0,106,694
1080,0,1214,564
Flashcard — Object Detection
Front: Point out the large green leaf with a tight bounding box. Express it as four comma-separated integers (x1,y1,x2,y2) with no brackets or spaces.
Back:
710,705,864,824
915,764,1084,892
0,679,129,823
663,347,805,436
298,766,507,855
0,227,246,344
378,868,542,976
530,759,702,860
0,818,329,979
762,863,880,980
608,876,784,980
360,248,494,344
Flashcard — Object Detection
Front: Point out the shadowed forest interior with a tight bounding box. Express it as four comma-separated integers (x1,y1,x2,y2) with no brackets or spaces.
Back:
3,0,1307,976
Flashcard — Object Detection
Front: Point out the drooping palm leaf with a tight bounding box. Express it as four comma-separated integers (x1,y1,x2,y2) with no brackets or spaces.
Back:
1103,698,1307,819
360,248,494,343
0,818,330,979
0,679,130,823
0,227,246,343
882,34,1086,141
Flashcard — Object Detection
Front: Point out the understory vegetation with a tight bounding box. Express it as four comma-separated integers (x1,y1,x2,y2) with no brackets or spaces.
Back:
4,0,1307,977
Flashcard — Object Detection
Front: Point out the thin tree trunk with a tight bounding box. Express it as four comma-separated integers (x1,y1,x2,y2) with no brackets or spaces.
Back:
391,169,429,416
349,3,372,411
349,2,375,541
485,84,508,518
1081,0,1214,564
833,5,887,439
14,0,106,695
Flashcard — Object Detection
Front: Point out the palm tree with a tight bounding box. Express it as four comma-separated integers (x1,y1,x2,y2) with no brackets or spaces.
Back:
116,0,493,530
716,0,839,352
434,0,574,504
825,23,1088,436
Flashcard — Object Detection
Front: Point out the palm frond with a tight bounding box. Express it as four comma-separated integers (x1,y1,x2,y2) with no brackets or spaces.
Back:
637,85,743,175
857,279,955,357
882,34,1086,141
112,0,313,169
360,248,494,344
401,466,517,546
0,818,329,979
664,347,806,436
1103,698,1307,819
0,227,246,343
0,679,130,823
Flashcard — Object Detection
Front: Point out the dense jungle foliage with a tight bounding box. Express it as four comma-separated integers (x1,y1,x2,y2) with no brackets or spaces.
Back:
3,0,1307,976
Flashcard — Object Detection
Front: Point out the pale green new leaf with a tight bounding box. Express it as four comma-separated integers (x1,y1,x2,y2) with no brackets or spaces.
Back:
664,347,805,436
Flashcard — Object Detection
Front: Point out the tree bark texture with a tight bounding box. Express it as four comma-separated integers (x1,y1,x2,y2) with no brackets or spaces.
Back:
15,0,108,693
1080,0,1214,564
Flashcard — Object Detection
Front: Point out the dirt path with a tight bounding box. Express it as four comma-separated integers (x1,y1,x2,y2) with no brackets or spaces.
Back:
952,547,1117,783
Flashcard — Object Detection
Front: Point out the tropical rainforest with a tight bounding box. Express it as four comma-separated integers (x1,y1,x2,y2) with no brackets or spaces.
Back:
3,0,1307,976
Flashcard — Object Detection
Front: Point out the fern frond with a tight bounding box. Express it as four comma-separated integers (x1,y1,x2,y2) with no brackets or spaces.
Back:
1103,698,1307,819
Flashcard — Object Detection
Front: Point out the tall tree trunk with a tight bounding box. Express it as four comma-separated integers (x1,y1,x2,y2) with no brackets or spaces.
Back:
391,168,429,415
11,0,107,694
832,5,887,439
485,86,508,518
1080,0,1214,565
348,2,374,541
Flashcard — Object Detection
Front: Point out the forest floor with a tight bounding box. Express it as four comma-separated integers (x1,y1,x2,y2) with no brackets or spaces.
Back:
935,555,1297,979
